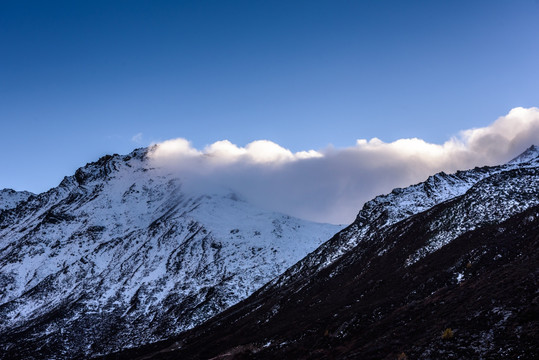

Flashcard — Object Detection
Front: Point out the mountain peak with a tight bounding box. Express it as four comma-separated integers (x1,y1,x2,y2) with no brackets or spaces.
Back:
0,155,341,358
508,144,539,164
0,188,34,211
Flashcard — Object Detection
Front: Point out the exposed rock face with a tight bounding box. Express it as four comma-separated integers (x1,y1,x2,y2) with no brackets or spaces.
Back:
0,149,340,359
109,146,539,360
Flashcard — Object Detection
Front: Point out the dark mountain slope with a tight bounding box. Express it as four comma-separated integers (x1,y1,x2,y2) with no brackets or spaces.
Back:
107,165,539,359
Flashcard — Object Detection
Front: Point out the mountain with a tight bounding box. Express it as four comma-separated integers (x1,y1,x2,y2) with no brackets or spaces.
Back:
110,145,539,359
0,189,34,211
508,144,539,164
261,143,539,293
0,148,341,359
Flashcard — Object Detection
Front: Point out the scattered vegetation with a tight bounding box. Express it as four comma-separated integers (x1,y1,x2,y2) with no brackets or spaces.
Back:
397,352,408,360
441,327,454,340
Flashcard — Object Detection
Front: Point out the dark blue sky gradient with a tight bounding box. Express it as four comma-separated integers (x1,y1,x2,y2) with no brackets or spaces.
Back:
1,0,539,192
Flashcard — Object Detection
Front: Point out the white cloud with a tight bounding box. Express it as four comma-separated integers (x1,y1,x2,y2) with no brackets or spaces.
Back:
147,107,539,224
150,138,201,159
150,138,322,165
131,132,143,143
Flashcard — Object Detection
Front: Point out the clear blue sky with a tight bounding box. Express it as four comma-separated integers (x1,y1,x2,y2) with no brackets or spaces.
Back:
1,0,539,193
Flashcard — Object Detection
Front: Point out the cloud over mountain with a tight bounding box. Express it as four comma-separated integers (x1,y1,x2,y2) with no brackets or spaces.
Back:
148,107,539,224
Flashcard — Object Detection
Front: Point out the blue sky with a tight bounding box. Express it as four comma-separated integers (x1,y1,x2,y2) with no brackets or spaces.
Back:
1,0,539,193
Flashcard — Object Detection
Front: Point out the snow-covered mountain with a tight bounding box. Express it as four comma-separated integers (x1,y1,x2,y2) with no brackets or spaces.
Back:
120,145,539,360
0,189,34,211
265,144,539,290
0,148,340,359
508,144,539,164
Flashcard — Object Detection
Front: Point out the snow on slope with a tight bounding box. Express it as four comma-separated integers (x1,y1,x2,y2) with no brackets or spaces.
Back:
265,145,539,290
0,149,340,359
508,144,539,164
0,189,34,211
404,166,539,265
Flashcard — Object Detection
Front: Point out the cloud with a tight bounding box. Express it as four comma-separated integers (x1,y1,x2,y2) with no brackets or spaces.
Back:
147,107,539,224
131,132,143,143
150,139,322,165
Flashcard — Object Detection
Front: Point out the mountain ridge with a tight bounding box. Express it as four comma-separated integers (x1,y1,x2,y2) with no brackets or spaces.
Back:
259,145,538,294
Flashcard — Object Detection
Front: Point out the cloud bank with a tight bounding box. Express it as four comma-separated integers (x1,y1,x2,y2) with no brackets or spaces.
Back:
148,107,539,224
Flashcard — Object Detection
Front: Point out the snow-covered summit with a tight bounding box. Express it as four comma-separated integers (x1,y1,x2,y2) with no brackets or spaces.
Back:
0,148,340,359
508,144,539,164
0,189,34,211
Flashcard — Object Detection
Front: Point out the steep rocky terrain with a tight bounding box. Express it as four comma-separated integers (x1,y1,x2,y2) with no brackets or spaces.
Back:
0,148,340,359
109,146,539,360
